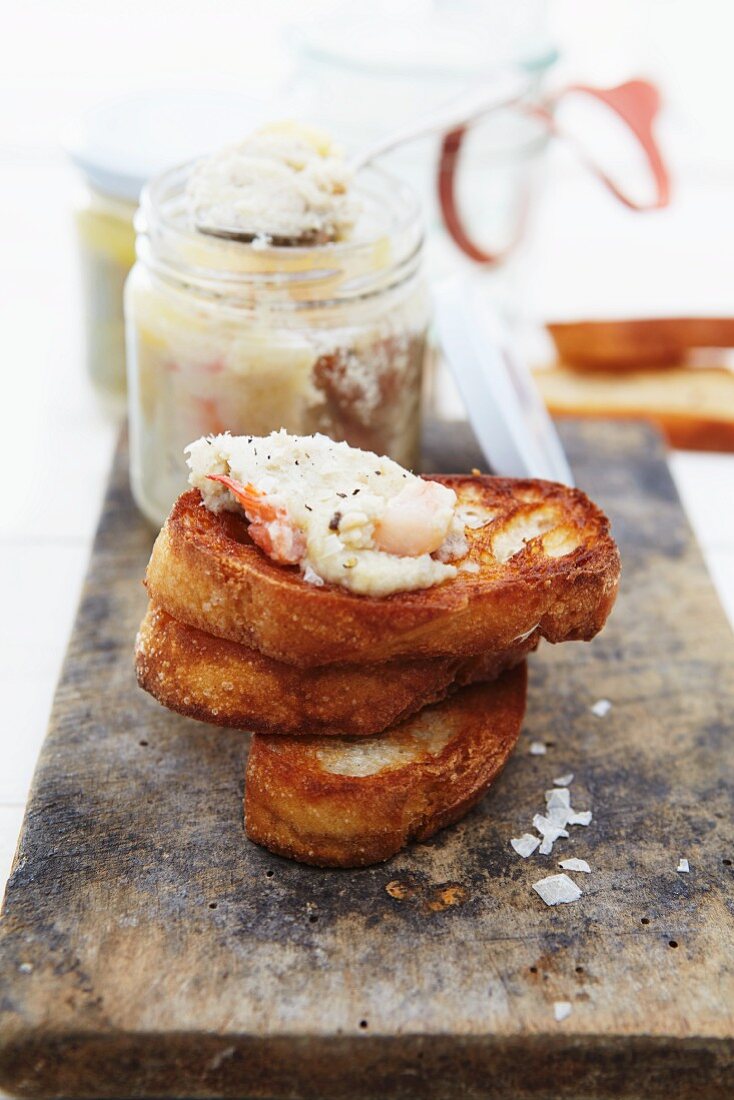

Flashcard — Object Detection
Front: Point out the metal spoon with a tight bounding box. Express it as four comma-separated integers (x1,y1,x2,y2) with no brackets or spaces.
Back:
347,66,528,172
195,66,528,244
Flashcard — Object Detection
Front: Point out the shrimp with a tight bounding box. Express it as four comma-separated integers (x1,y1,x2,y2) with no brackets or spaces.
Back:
207,474,306,565
373,479,457,558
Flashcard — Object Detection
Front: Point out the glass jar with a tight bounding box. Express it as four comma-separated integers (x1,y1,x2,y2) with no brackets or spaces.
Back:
74,182,137,403
68,90,276,405
287,0,556,276
125,162,430,527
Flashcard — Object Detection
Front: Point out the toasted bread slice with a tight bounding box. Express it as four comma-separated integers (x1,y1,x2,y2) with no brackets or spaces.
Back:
547,318,734,370
245,664,527,867
535,364,734,452
136,602,538,736
146,475,619,668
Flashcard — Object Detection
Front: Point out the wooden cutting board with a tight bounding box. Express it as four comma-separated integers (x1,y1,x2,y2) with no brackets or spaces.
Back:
0,420,732,1100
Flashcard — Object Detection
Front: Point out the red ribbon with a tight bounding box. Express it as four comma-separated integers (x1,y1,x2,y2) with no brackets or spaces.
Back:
438,79,671,265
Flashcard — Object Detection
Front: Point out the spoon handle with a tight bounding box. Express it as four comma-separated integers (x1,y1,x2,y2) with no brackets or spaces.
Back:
348,67,529,172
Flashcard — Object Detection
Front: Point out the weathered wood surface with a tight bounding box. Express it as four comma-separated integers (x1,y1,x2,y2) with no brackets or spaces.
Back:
0,420,733,1100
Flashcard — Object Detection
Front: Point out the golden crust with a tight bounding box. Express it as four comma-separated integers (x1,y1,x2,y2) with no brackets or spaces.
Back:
244,664,527,867
135,603,538,737
547,317,734,370
146,475,620,668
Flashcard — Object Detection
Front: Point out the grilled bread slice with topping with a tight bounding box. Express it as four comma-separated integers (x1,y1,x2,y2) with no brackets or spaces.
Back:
135,602,537,737
245,664,527,867
146,475,619,668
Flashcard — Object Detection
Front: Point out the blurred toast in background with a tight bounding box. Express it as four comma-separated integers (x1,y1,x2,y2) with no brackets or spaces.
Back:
540,318,734,451
536,364,734,451
548,318,734,370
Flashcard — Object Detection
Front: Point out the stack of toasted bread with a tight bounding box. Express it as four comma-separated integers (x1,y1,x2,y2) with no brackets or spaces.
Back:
538,318,734,451
136,469,619,868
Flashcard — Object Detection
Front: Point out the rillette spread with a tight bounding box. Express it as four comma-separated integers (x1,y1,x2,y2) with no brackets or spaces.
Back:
186,431,467,597
186,122,359,245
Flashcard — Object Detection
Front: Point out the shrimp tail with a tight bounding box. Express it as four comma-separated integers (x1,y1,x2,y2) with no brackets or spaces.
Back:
206,473,306,565
206,473,279,520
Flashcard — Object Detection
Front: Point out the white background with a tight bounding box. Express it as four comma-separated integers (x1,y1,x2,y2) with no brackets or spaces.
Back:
1,0,733,903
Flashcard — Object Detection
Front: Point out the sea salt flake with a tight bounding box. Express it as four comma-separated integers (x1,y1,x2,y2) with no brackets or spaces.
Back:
568,810,592,826
559,858,591,874
677,859,690,873
546,788,571,811
591,699,612,718
554,1001,573,1022
553,773,574,786
533,814,569,854
533,813,569,838
511,834,541,858
532,873,582,906
547,805,571,828
529,741,547,755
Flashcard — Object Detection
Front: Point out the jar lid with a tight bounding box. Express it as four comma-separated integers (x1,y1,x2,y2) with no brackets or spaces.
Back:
434,277,573,484
66,89,268,203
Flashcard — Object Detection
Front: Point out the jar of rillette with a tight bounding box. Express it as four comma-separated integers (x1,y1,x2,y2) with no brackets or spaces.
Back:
125,129,430,526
